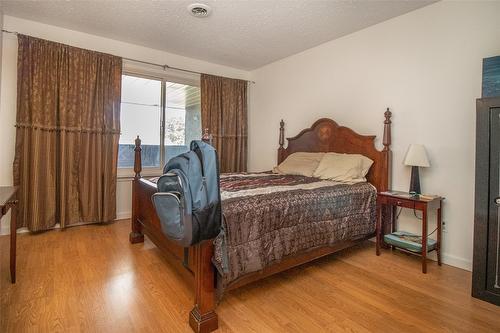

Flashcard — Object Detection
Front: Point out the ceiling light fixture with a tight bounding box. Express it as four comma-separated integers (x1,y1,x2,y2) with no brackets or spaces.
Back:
188,3,211,18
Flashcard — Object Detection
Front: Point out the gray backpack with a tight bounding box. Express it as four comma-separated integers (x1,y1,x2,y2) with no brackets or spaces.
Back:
151,140,221,247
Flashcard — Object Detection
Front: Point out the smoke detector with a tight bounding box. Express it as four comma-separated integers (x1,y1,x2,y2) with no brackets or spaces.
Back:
188,3,212,18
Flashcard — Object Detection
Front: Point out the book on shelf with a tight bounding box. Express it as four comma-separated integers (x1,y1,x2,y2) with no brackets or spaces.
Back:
380,191,440,201
384,231,437,253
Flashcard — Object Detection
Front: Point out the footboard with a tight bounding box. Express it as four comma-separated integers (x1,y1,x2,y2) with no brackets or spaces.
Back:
129,136,218,333
131,178,190,264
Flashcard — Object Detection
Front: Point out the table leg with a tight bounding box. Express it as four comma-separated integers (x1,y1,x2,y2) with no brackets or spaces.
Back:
437,204,442,266
376,202,382,256
391,205,397,251
422,208,428,274
10,203,17,283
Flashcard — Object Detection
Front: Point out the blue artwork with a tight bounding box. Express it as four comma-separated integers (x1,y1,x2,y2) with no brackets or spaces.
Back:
483,56,500,98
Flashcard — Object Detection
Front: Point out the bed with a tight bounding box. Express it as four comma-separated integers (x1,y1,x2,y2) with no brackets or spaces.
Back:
129,110,392,333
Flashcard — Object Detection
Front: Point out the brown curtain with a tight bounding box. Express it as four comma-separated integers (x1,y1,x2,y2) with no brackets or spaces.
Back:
13,35,122,232
201,74,247,173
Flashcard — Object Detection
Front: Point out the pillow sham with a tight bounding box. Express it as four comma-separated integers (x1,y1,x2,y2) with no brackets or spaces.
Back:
273,152,325,177
313,153,373,182
351,153,374,178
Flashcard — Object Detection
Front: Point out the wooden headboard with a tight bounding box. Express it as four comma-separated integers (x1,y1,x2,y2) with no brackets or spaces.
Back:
277,109,392,192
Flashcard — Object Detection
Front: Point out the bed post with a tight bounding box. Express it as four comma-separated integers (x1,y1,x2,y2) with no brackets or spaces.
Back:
189,240,218,333
381,109,393,239
202,128,213,145
129,135,145,244
382,108,392,192
278,119,285,164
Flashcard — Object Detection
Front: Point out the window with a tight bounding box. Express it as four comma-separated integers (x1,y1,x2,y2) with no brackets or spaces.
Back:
118,74,201,171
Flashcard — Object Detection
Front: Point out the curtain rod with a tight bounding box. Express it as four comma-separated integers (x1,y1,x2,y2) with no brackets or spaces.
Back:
1,29,255,84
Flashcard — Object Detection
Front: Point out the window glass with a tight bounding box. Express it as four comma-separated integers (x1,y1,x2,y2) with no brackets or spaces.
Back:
164,82,201,162
118,75,162,168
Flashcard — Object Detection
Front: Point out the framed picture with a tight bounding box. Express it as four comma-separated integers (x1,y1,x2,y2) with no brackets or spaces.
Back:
483,56,500,98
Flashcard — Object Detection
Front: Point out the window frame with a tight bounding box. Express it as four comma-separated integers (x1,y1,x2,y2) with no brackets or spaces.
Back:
118,69,200,179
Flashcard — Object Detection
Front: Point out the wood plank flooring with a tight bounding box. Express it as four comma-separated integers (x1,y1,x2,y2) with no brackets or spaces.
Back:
1,220,500,332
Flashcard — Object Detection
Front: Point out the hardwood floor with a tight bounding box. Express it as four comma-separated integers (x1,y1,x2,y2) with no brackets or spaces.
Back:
1,220,499,332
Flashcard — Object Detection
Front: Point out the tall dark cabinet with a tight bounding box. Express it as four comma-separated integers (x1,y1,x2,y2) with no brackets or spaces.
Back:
473,97,500,306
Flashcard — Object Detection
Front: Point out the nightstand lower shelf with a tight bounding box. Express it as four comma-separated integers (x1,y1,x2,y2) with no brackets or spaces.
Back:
384,231,437,253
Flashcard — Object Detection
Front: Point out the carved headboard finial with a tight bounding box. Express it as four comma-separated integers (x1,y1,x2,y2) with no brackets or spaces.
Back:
384,108,392,123
279,119,285,149
383,108,392,151
278,119,286,163
202,128,209,140
202,128,213,145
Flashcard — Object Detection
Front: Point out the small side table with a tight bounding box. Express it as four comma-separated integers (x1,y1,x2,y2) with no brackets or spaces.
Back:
0,186,18,283
376,191,443,274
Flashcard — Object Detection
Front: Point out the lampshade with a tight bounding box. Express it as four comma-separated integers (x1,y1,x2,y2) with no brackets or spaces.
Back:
404,144,430,167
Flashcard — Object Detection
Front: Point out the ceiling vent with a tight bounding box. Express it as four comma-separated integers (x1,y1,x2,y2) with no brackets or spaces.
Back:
188,3,211,18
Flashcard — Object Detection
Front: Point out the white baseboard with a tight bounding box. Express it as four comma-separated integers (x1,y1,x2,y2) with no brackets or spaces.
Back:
0,211,132,236
0,224,29,236
116,211,131,220
441,253,472,271
0,222,10,236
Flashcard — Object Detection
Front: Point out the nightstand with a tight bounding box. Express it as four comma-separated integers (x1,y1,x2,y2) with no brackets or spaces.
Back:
376,191,444,273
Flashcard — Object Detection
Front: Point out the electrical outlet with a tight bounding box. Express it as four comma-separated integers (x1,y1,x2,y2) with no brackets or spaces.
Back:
442,220,447,233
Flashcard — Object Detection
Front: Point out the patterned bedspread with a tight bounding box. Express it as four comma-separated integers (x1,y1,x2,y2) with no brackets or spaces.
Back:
213,173,377,289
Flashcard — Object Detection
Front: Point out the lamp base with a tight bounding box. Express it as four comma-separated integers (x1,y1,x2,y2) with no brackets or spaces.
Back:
409,166,421,195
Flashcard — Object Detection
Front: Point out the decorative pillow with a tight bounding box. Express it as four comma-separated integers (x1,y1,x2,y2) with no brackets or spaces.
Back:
273,152,325,177
313,153,373,182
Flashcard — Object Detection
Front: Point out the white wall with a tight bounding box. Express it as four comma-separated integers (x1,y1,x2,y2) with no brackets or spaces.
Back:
0,15,251,234
248,0,500,271
0,12,3,97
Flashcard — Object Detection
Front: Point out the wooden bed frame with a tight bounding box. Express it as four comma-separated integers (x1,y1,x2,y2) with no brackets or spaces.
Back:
129,109,392,333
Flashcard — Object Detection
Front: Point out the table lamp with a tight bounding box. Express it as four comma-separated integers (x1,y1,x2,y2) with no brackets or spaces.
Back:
404,144,430,195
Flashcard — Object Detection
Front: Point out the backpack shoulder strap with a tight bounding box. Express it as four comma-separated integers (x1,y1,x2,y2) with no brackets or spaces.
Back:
190,140,210,177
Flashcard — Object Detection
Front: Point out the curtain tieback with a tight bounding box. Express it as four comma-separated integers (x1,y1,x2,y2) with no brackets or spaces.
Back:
211,134,247,138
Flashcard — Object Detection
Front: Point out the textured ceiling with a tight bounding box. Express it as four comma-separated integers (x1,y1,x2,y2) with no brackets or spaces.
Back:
0,0,436,70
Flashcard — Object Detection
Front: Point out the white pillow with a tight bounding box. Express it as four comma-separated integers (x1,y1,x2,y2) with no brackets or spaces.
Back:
313,153,373,182
273,152,325,177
